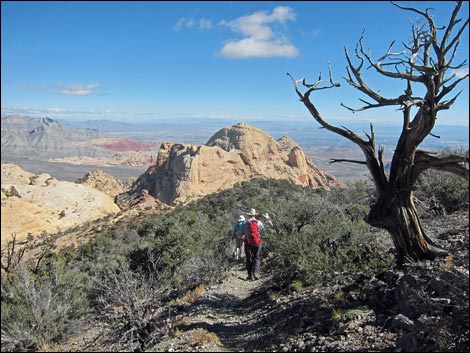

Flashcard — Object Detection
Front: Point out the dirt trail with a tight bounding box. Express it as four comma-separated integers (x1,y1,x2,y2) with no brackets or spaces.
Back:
162,260,277,352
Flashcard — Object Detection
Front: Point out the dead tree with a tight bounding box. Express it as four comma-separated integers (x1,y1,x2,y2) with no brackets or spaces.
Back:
1,233,26,273
288,1,469,265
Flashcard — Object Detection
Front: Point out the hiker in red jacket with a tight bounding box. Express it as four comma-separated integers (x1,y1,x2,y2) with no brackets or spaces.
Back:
244,208,265,281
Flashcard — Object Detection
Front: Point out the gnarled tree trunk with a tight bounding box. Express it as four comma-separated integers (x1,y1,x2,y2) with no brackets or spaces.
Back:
288,1,469,266
366,189,448,265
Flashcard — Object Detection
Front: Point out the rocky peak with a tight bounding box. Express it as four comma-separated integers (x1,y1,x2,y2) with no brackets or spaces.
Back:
29,117,62,134
277,135,299,150
123,123,342,207
41,116,59,127
1,162,34,185
206,122,277,152
75,169,127,198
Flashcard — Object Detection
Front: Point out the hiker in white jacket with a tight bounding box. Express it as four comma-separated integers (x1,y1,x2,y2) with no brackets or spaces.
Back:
232,215,247,260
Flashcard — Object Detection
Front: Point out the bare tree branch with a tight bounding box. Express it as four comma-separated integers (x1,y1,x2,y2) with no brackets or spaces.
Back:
413,150,469,182
330,158,367,165
437,74,469,102
438,90,463,111
358,34,426,83
287,71,389,191
1,233,26,273
441,1,469,55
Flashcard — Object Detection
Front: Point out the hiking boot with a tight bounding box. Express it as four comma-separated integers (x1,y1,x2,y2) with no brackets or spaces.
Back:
253,275,259,280
247,275,254,281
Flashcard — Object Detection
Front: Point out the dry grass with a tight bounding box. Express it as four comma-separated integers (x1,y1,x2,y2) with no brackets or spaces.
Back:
189,328,221,346
173,314,192,327
171,327,183,337
441,253,454,270
332,307,342,321
289,279,303,292
267,288,281,302
171,283,206,305
37,342,62,352
223,271,233,280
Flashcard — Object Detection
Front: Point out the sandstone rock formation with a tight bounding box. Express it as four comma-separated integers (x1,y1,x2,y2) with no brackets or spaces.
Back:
120,123,341,206
75,169,130,198
1,163,120,245
0,162,34,185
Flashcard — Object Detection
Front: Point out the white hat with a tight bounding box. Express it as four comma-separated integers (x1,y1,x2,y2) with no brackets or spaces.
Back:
238,215,245,222
262,213,270,219
246,208,258,216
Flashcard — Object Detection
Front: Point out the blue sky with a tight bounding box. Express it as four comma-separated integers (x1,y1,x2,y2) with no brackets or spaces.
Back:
1,1,469,126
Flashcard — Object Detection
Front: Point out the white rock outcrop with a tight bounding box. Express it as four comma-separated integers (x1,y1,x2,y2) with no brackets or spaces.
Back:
149,123,341,205
1,163,120,245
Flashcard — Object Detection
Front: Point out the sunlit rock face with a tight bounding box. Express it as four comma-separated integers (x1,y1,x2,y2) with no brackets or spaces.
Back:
148,123,341,205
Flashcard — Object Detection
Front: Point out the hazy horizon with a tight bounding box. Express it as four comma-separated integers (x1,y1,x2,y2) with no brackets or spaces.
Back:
3,113,470,128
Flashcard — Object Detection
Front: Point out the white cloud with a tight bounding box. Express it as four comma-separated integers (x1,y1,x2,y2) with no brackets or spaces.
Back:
300,29,320,38
220,37,298,59
174,16,213,31
56,83,101,96
18,82,102,96
2,106,66,116
219,6,299,59
56,89,92,96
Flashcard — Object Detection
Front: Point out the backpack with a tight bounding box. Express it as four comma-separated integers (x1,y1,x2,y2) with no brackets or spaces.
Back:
234,221,246,239
246,219,261,246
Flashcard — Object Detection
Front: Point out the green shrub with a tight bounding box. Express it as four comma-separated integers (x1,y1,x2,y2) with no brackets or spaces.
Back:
131,209,232,293
414,148,468,214
2,186,21,198
263,181,394,286
1,260,89,352
418,170,469,214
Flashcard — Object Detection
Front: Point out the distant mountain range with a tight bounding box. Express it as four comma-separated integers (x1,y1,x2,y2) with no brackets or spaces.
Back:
58,118,142,132
56,117,470,151
1,115,107,157
1,115,156,159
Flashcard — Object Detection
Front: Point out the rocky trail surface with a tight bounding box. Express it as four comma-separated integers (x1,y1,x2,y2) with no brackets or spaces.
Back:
155,260,398,352
160,261,276,352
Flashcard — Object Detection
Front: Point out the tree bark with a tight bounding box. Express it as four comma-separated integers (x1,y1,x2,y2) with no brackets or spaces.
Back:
366,188,448,266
